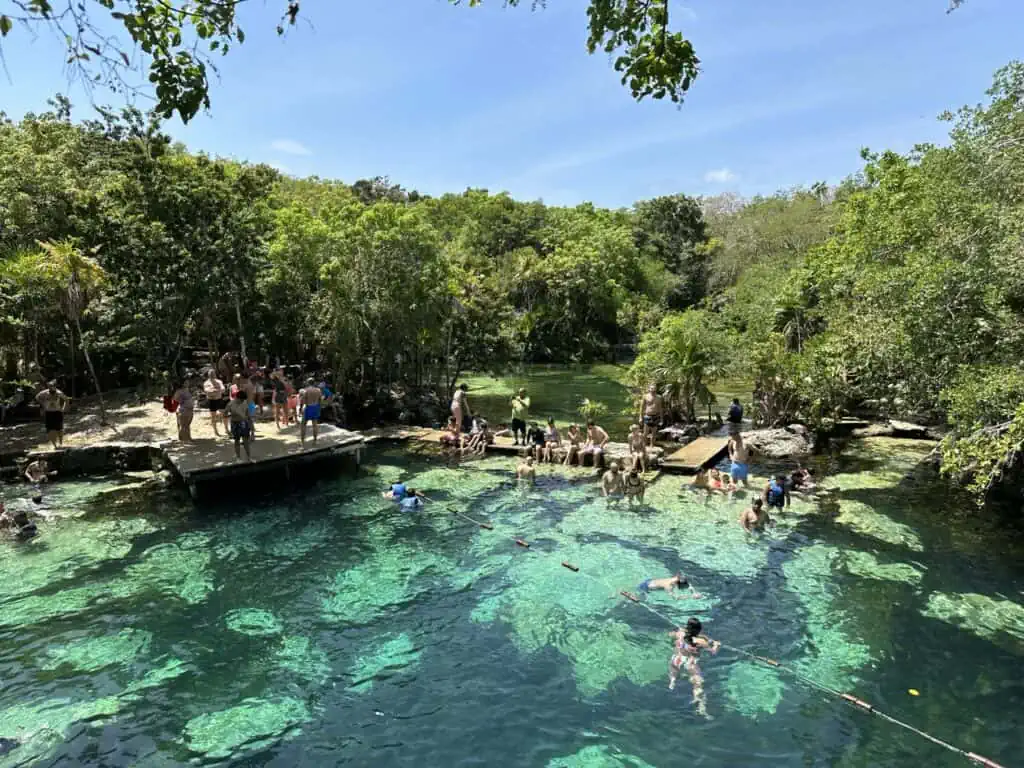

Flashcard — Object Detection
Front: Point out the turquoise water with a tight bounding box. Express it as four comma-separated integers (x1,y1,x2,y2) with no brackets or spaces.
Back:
0,438,1021,766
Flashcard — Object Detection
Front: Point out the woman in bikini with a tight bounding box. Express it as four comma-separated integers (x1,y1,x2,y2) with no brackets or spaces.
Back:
624,468,645,504
669,617,720,718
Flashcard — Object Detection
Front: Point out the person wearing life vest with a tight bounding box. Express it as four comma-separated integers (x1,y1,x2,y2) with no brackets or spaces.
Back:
763,474,790,510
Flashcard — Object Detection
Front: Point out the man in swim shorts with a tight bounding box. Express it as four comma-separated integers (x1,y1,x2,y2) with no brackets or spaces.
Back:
516,455,536,482
636,572,694,599
740,498,772,532
35,381,69,449
727,433,752,487
299,379,322,444
640,384,664,447
583,421,609,468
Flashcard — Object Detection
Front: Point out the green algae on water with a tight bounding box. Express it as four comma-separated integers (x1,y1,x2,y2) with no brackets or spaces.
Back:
277,635,331,684
182,697,311,759
0,695,120,768
547,744,657,768
921,591,1024,644
841,550,923,586
349,632,421,692
781,544,873,691
123,657,189,695
225,608,283,636
725,661,786,718
44,628,152,673
322,544,454,625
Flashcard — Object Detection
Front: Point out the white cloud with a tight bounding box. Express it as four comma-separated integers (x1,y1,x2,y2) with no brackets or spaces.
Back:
704,167,738,183
270,139,312,156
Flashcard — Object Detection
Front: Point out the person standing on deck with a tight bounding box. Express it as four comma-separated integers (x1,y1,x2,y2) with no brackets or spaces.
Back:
270,369,290,429
511,388,530,446
226,388,253,462
299,379,323,444
451,383,470,434
640,384,664,448
727,398,744,435
727,433,752,488
35,381,70,449
203,369,227,437
172,380,195,442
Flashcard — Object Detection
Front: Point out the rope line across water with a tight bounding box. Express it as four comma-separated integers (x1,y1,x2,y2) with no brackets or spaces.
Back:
440,502,1006,768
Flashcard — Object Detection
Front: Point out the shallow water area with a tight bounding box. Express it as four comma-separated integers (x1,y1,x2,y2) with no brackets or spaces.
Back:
0,437,1021,767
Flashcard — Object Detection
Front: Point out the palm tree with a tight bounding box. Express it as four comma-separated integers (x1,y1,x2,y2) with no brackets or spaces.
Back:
643,311,724,422
9,240,109,424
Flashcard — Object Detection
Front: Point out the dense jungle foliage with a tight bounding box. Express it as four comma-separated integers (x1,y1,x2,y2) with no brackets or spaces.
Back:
2,61,1023,504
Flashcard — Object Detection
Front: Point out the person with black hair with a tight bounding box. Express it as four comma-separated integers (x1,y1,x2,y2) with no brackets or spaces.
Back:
35,381,70,449
225,387,253,462
635,572,692,599
669,617,720,717
740,498,772,532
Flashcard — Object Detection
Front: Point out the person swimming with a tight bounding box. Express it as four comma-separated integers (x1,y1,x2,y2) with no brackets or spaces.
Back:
398,488,425,511
383,482,408,500
669,617,720,718
634,572,699,600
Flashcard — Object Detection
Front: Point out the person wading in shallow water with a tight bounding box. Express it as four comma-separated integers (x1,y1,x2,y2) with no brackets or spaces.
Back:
35,381,69,449
669,617,720,718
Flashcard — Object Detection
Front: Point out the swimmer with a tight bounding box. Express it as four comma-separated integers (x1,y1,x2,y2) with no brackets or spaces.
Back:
601,462,624,498
516,455,536,482
791,466,816,491
763,474,790,511
669,617,720,718
624,468,645,504
383,482,408,500
399,488,425,511
739,498,773,532
635,572,696,600
24,458,53,486
708,468,723,490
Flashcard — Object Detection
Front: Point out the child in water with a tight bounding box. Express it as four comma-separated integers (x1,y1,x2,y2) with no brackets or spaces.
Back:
669,617,720,718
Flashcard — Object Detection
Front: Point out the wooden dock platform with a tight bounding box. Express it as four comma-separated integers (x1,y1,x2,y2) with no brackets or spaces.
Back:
660,436,730,473
164,423,365,497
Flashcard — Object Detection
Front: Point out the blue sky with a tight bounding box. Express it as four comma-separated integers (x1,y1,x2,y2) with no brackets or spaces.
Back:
2,0,1022,207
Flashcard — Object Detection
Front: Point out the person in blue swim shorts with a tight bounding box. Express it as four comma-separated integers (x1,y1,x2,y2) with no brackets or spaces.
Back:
727,433,752,487
633,572,698,600
299,379,322,444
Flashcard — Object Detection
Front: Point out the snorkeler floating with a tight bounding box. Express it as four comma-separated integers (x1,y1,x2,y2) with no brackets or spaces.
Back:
633,572,701,600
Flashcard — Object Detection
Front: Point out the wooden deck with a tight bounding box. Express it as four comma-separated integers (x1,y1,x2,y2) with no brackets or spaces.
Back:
164,423,364,496
660,436,730,473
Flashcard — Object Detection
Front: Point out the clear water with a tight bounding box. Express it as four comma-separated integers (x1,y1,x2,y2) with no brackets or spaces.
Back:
0,438,1021,767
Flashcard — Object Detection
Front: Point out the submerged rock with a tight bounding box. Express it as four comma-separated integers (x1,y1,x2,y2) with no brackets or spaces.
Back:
182,697,310,759
742,426,814,458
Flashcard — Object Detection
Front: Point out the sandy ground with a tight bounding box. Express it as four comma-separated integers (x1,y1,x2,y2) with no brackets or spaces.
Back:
0,391,290,455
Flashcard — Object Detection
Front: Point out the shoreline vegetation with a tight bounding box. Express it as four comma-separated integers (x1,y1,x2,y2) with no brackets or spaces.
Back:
4,62,1024,507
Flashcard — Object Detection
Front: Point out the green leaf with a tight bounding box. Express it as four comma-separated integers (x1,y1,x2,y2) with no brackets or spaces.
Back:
0,15,11,36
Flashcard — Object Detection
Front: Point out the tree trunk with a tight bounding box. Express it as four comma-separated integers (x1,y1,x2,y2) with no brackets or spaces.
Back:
75,316,107,426
234,294,248,366
69,325,76,398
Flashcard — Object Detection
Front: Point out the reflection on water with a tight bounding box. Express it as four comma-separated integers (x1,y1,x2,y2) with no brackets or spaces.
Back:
0,438,1021,767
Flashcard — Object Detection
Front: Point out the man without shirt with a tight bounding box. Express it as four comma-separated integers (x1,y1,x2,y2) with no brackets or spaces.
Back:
299,379,323,444
640,384,664,448
36,381,70,449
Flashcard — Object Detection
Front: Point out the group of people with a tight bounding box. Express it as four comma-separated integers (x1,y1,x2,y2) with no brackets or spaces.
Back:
168,363,337,461
0,458,56,542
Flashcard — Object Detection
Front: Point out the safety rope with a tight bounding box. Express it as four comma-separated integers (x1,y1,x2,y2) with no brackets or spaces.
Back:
440,505,1007,768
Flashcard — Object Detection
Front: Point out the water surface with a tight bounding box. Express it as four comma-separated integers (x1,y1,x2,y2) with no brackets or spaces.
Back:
0,438,1021,767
